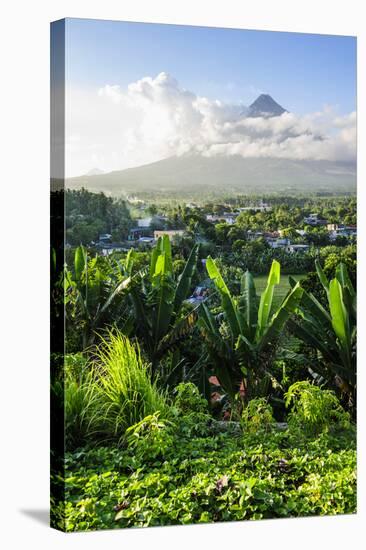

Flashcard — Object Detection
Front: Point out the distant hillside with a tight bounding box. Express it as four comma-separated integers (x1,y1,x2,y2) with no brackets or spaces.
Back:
67,155,356,199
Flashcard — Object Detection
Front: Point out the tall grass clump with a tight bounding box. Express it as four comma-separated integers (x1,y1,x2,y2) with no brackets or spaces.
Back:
88,331,170,443
63,354,97,451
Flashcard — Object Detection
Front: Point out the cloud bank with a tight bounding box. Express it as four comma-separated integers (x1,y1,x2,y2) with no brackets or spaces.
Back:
66,72,356,177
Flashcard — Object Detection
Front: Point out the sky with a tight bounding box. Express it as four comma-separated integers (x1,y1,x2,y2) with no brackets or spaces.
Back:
64,18,357,177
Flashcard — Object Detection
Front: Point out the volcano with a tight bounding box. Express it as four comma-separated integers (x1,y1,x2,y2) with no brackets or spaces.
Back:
247,94,287,118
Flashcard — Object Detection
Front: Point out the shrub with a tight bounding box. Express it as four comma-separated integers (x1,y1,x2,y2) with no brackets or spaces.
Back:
173,382,209,414
241,398,275,433
63,354,96,451
125,412,174,463
64,353,88,381
88,331,170,443
65,380,94,450
171,383,214,438
285,381,351,436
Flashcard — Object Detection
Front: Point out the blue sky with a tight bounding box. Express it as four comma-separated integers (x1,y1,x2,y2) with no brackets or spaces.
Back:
65,17,356,115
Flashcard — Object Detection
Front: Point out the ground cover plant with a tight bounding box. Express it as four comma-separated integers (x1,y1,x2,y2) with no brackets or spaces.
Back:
51,381,356,531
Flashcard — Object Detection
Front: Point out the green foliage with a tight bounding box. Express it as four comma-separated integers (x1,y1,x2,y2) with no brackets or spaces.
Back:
54,192,357,531
51,421,356,531
64,246,132,350
66,188,132,245
87,331,170,443
322,245,356,283
171,382,213,437
57,333,170,450
241,398,275,434
172,258,186,276
200,258,303,402
285,381,351,435
51,353,96,451
64,354,96,450
128,236,200,378
125,413,174,463
173,382,209,415
288,261,356,406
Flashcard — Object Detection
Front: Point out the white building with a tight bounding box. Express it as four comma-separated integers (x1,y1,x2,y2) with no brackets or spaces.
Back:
137,217,153,228
286,244,310,253
154,229,185,241
206,214,236,225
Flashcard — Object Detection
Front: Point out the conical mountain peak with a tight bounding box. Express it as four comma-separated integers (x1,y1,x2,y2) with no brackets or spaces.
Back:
248,94,287,117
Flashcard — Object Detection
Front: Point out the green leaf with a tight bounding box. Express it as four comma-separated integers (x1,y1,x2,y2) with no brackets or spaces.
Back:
100,277,132,315
315,260,329,293
153,235,173,276
74,246,86,282
336,263,356,320
287,318,339,366
298,287,332,328
258,282,303,351
174,244,199,313
256,260,280,339
124,248,135,275
329,278,351,366
150,239,161,278
241,270,257,340
206,256,241,339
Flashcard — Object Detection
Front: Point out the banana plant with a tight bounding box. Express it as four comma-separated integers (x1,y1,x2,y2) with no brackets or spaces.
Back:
127,235,200,377
64,246,132,350
198,258,304,402
288,260,356,402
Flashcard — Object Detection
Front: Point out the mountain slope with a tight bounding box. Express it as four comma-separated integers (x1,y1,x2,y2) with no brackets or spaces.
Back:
67,154,356,198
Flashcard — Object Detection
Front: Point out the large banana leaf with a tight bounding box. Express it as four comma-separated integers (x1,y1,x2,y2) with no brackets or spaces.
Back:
157,308,199,357
200,258,303,401
124,248,135,275
100,276,132,315
287,318,340,366
74,245,87,283
315,259,329,293
329,278,351,368
174,244,199,313
256,259,280,339
150,243,160,278
152,275,175,345
296,288,332,330
336,263,356,320
240,270,258,340
257,282,304,352
288,262,356,392
206,256,242,340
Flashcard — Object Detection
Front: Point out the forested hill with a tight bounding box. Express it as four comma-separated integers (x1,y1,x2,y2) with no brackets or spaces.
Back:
66,155,356,199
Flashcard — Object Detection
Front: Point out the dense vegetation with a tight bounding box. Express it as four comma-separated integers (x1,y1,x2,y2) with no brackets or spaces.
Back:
52,376,355,531
51,189,357,531
66,189,132,245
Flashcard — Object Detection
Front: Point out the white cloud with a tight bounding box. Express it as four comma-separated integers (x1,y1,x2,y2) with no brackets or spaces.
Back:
65,72,356,177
